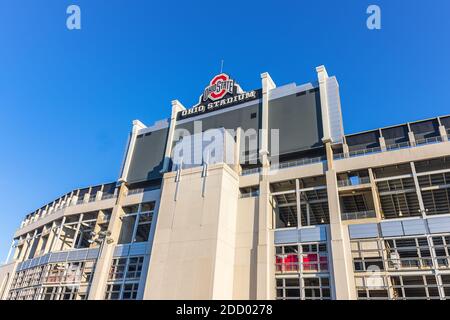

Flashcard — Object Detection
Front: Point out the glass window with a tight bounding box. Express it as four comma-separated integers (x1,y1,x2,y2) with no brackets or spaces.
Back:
122,283,139,300
109,258,127,281
105,284,121,300
141,202,155,212
126,257,144,279
118,215,136,244
123,205,139,214
134,213,152,243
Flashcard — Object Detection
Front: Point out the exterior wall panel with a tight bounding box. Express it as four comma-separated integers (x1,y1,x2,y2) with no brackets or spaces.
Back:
268,90,323,156
127,128,168,183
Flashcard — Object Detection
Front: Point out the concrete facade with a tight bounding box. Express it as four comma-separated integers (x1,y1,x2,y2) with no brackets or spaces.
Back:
2,66,450,300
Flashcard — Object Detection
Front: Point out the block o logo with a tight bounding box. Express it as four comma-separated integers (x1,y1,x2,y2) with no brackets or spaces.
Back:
202,73,235,102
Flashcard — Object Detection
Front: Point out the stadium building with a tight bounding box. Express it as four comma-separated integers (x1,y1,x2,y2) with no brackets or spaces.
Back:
1,66,450,300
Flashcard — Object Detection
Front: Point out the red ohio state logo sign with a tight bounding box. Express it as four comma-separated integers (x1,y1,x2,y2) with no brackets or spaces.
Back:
202,73,234,102
178,73,258,119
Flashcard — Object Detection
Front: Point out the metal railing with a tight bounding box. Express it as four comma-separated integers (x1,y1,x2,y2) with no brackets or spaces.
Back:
127,188,144,195
387,257,434,270
101,193,116,200
273,156,326,170
337,177,371,187
334,147,382,160
240,167,260,176
341,210,376,221
335,134,448,161
386,141,411,151
241,156,327,174
239,191,259,199
415,136,442,145
126,187,158,196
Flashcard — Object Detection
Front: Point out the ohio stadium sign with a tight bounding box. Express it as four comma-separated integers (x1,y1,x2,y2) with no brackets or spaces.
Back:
179,73,259,119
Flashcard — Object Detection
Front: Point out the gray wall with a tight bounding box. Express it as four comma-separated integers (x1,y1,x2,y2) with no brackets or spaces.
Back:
175,102,261,134
268,88,323,155
126,128,169,183
175,102,262,162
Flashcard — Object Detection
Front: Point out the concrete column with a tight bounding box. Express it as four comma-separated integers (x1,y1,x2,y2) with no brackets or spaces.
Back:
96,190,103,202
233,127,242,174
342,143,349,158
118,120,147,183
379,136,387,152
50,217,66,252
439,125,448,142
161,100,186,173
408,131,416,146
23,230,38,261
254,72,276,300
410,162,425,212
34,231,47,257
88,183,128,300
368,168,383,220
259,72,276,168
316,65,331,142
296,179,302,228
256,178,275,299
325,142,356,299
82,192,89,204
43,222,56,254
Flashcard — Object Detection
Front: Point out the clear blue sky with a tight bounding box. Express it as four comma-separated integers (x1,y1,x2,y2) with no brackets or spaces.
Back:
0,0,449,261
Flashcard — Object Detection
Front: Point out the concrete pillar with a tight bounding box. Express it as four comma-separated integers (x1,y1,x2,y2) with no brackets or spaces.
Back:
259,72,276,168
316,65,331,142
161,100,185,173
254,72,276,300
233,127,242,174
296,179,302,228
324,142,356,300
96,190,103,202
50,216,66,252
408,131,416,146
342,143,349,158
379,136,387,152
88,183,128,300
256,178,275,299
118,120,147,183
368,168,383,220
410,162,425,212
43,222,56,255
439,125,448,142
